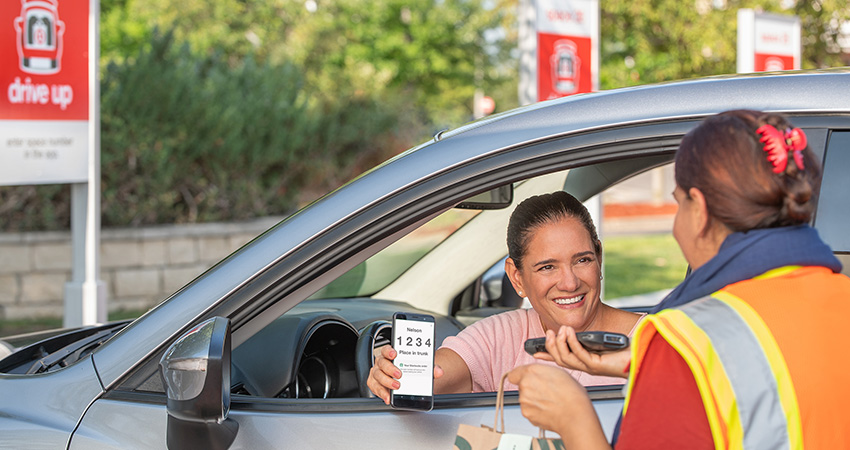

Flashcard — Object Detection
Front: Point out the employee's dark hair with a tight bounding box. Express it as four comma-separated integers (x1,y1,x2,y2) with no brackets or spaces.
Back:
675,110,821,232
507,191,601,269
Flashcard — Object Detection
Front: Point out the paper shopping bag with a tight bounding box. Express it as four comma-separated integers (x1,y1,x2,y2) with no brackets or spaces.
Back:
452,424,565,450
452,373,565,450
453,423,507,449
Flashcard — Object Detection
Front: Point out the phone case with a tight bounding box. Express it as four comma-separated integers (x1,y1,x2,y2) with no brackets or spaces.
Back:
390,312,435,411
524,331,629,355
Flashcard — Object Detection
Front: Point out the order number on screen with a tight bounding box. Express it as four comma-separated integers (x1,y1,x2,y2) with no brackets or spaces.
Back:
397,336,432,348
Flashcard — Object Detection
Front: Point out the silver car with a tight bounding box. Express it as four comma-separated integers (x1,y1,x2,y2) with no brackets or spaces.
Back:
2,69,850,449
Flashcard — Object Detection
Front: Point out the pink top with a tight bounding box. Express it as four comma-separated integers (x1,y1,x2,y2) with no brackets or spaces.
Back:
440,308,644,392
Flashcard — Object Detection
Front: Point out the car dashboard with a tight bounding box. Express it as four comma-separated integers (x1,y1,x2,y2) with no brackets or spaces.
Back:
229,298,464,399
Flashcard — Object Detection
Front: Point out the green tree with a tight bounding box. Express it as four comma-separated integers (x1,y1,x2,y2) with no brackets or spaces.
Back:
7,0,848,231
791,0,850,69
282,0,515,125
100,0,152,64
102,0,516,128
97,29,406,226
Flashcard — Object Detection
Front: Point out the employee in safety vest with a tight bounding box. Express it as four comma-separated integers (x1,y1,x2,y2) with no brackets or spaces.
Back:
508,110,850,449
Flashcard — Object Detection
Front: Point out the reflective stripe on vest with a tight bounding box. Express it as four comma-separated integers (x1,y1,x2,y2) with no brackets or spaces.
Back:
625,291,803,450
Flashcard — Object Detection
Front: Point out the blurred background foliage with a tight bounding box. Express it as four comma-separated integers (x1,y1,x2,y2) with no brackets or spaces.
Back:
0,0,847,231
599,0,849,87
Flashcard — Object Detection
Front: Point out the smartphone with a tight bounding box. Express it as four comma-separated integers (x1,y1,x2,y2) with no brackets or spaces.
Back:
524,331,629,355
390,312,435,411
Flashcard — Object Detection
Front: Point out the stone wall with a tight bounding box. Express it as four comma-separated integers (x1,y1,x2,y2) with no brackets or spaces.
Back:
0,217,283,320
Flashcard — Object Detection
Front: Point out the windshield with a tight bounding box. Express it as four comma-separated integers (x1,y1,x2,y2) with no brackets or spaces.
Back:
308,208,479,299
0,321,129,375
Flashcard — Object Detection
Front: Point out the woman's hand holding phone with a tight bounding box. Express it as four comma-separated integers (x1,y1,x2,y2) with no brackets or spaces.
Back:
367,344,444,405
366,344,402,405
388,313,436,411
532,326,631,379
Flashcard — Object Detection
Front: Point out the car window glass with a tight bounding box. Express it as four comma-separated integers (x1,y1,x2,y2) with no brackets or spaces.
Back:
307,209,480,299
813,131,850,253
601,163,686,308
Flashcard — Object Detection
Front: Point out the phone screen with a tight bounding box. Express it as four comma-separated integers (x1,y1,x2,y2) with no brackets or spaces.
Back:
390,313,435,411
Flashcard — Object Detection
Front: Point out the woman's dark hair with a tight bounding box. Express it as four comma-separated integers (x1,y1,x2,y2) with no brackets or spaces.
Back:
675,110,822,232
507,191,600,269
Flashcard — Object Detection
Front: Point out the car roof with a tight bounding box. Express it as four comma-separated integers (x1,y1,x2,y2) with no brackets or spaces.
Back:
343,69,850,217
449,69,850,139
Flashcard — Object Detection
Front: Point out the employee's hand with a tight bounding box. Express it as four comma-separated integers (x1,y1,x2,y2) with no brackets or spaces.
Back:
508,364,611,449
531,326,631,378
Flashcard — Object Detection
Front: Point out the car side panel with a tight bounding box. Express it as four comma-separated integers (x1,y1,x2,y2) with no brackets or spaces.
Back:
71,396,624,449
0,358,103,450
69,399,167,450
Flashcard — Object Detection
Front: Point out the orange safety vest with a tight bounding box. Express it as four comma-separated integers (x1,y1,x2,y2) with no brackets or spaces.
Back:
624,266,850,450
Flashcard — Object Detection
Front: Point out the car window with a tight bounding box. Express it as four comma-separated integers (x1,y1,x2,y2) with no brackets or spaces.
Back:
229,139,683,402
601,163,685,308
813,131,850,276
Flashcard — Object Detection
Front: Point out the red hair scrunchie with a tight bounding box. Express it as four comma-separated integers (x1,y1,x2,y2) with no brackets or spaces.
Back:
756,124,807,173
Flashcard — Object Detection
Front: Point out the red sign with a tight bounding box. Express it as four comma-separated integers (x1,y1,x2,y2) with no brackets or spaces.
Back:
537,34,592,100
755,54,795,72
534,0,598,102
479,96,495,115
1,0,89,121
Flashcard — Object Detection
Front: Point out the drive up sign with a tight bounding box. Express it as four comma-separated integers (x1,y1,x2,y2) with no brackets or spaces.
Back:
1,0,90,185
1,0,105,328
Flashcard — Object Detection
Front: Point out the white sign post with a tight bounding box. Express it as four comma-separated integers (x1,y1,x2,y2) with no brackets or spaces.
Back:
1,0,105,326
737,9,801,73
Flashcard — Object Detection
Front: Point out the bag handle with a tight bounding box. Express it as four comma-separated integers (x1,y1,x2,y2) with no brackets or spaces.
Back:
493,372,509,433
494,371,549,440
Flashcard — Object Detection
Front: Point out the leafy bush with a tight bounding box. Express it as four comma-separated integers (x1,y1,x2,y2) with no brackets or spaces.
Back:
1,30,419,230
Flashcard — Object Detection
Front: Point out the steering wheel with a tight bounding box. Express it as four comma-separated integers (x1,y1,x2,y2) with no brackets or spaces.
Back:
355,320,392,398
293,355,332,398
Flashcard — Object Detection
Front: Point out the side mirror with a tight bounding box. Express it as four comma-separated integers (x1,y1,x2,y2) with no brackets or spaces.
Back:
160,317,238,450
